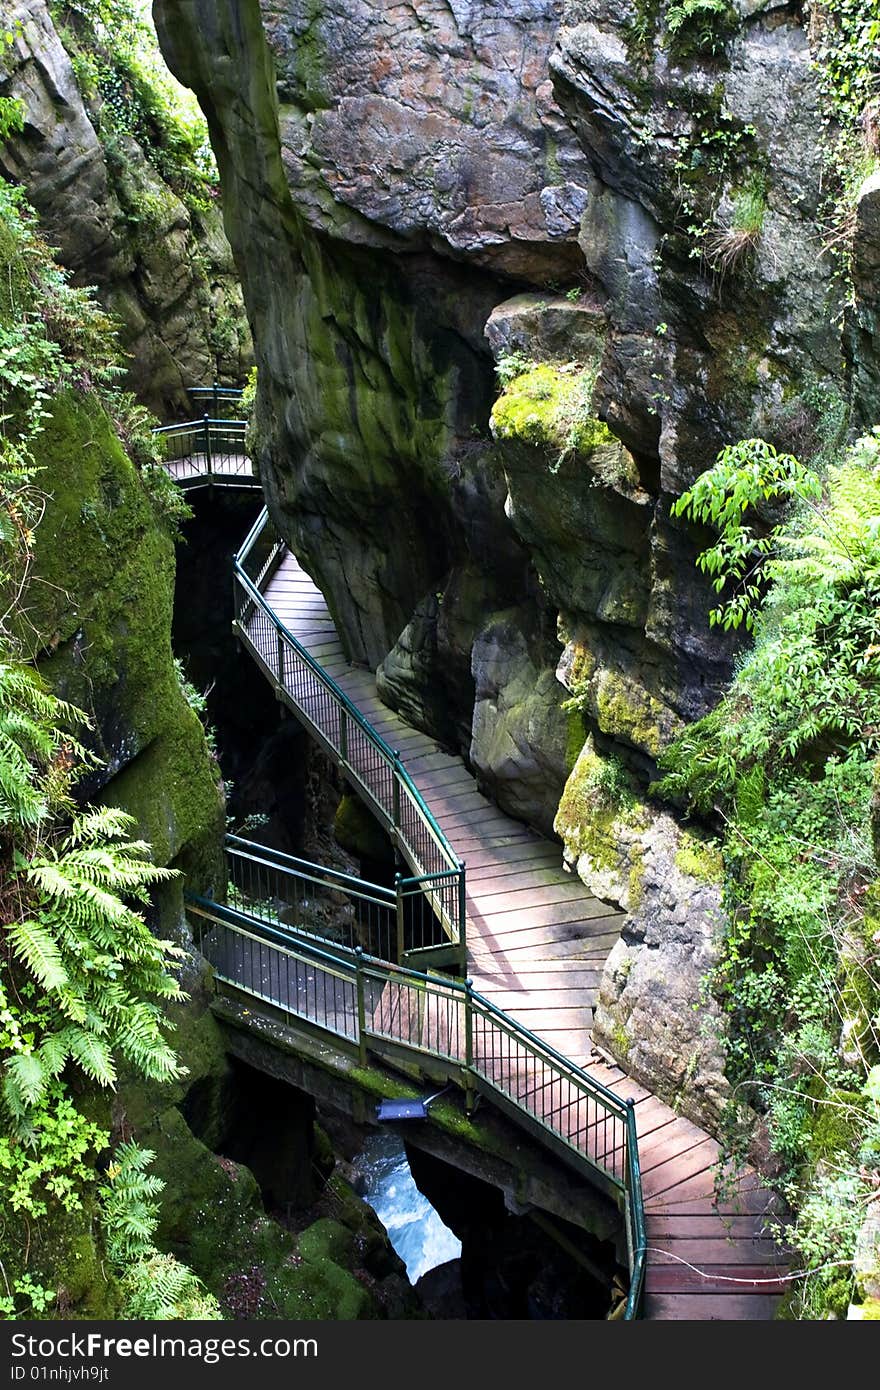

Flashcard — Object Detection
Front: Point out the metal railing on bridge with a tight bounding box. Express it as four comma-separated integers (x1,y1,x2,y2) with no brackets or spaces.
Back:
187,878,646,1319
187,382,244,418
232,508,466,970
152,416,257,489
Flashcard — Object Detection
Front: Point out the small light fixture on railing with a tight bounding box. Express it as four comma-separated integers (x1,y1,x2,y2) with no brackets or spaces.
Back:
376,1086,450,1122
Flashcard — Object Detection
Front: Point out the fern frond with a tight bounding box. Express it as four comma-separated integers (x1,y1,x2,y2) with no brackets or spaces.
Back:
4,1052,48,1110
6,919,67,989
65,1028,116,1087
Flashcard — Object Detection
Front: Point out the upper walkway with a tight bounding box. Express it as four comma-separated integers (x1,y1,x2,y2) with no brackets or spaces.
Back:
166,418,787,1320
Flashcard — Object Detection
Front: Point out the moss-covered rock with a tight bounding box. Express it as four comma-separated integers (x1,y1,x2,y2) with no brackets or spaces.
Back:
22,390,224,885
0,1199,122,1320
555,738,729,1131
334,793,391,863
491,362,617,458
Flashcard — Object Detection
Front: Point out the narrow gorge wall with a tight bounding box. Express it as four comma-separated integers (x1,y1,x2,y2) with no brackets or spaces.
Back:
153,0,877,1127
0,0,251,414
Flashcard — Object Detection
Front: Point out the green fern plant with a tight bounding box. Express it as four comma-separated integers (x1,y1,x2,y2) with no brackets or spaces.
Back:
664,0,738,57
99,1141,221,1319
4,804,184,1120
0,659,186,1225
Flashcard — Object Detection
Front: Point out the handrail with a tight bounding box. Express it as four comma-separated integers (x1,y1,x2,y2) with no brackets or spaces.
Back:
232,506,466,959
187,884,646,1316
151,416,259,491
187,383,245,419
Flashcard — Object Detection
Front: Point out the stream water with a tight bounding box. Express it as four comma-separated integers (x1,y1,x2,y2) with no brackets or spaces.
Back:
353,1131,461,1283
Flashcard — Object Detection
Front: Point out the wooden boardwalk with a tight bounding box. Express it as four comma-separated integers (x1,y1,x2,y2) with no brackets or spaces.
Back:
259,548,786,1320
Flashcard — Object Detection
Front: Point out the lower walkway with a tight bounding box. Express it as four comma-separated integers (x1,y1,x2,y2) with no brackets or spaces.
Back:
262,550,787,1319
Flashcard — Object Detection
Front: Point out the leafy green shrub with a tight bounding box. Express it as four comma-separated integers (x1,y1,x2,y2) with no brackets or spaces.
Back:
671,436,821,631
494,350,538,388
174,657,217,756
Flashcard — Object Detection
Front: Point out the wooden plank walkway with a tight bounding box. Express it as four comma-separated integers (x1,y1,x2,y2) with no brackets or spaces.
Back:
256,546,785,1319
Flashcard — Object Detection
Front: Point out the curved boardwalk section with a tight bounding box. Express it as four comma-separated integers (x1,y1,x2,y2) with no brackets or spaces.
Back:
257,546,786,1320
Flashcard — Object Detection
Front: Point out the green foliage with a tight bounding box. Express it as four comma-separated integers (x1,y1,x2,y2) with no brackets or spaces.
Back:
0,1272,55,1318
703,175,766,273
671,436,822,631
780,1166,875,1319
0,26,24,143
659,430,880,1316
812,0,880,129
240,365,258,416
99,1141,221,1318
0,1081,108,1216
0,97,23,143
0,661,187,1207
807,0,880,295
664,0,738,58
494,350,537,388
51,1,217,214
174,657,217,756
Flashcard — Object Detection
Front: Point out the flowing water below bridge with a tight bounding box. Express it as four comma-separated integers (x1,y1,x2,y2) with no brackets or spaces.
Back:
351,1131,461,1284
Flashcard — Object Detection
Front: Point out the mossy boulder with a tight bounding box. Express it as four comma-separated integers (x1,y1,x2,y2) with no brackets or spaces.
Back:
491,362,617,456
556,738,730,1131
557,636,684,763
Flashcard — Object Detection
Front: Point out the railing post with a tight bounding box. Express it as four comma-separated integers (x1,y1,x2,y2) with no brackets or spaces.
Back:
392,754,401,829
355,946,367,1064
394,872,405,964
203,413,213,481
463,977,475,1115
276,624,285,690
213,378,220,417
339,707,348,766
458,862,467,971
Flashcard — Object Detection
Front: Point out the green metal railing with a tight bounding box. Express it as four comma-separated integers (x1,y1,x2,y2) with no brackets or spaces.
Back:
187,382,244,418
187,885,646,1318
152,417,258,489
232,507,466,967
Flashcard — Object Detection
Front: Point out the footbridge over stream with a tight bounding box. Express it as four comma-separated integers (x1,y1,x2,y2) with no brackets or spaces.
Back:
157,413,788,1321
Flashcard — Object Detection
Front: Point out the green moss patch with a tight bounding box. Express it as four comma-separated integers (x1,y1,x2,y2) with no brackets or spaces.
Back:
490,363,615,458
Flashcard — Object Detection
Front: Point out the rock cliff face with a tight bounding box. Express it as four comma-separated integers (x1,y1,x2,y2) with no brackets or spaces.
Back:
0,0,251,414
153,0,871,1125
